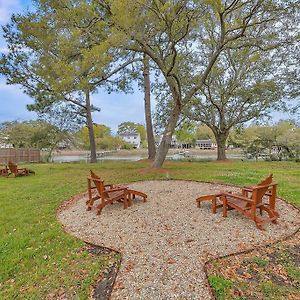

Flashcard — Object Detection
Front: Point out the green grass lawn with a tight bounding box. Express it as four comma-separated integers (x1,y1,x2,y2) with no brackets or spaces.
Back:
0,160,299,299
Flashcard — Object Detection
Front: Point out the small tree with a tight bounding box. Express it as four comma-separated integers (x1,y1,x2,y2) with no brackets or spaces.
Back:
233,121,300,161
175,122,196,147
78,124,111,150
195,125,215,142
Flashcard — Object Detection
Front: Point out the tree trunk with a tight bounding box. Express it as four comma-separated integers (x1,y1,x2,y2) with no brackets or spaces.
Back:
152,103,181,168
85,91,97,163
143,54,156,159
215,132,229,160
46,143,58,163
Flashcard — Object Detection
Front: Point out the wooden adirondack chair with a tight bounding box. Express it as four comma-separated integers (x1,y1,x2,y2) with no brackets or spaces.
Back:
86,170,126,210
87,170,147,215
87,172,129,215
8,161,35,177
222,179,279,230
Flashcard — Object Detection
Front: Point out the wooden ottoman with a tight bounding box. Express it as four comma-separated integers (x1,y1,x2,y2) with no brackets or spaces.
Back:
196,193,223,214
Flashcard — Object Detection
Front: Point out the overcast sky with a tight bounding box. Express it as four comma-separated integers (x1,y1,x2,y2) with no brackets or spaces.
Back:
0,0,148,133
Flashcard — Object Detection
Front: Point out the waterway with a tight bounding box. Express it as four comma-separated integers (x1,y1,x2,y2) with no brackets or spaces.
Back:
52,152,245,163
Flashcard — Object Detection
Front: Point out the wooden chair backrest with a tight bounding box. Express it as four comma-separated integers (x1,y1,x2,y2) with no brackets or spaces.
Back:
257,174,273,186
90,170,100,180
253,174,273,206
90,170,106,197
251,183,273,206
8,161,18,174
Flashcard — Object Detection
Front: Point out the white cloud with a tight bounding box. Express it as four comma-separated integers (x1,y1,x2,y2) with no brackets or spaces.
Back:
0,0,22,25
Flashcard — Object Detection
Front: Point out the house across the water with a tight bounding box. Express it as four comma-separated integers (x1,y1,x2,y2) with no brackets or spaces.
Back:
119,132,141,149
195,139,216,150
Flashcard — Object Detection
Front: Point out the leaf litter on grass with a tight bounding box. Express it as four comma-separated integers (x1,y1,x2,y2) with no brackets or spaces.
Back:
207,231,300,300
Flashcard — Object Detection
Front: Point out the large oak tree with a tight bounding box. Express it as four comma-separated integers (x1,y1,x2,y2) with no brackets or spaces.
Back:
104,0,297,167
189,47,285,160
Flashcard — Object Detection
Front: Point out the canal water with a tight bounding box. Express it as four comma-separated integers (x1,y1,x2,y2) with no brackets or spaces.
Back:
52,153,244,163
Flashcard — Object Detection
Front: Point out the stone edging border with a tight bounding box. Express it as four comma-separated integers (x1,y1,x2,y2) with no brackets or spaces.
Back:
56,179,300,300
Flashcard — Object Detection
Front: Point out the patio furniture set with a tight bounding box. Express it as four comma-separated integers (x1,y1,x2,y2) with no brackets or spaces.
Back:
86,171,280,230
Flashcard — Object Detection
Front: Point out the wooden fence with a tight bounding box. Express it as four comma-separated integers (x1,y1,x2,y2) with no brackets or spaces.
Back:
0,148,40,164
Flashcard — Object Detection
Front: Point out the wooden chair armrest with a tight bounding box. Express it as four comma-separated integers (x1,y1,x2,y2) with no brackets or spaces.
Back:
242,187,253,192
222,192,254,203
250,183,278,190
87,176,102,182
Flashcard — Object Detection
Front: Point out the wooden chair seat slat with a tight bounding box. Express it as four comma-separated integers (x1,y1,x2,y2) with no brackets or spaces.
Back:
226,197,250,209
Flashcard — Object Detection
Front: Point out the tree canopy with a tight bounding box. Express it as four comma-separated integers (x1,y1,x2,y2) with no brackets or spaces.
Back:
0,1,138,162
1,0,299,166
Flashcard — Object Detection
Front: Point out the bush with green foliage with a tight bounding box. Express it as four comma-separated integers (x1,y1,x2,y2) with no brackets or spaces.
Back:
232,121,300,161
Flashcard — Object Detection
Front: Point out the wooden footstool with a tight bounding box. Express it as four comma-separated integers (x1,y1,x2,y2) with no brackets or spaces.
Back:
196,193,223,214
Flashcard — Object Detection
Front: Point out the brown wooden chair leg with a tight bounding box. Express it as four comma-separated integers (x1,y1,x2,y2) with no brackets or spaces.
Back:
123,193,128,209
96,198,106,215
255,222,264,230
212,196,217,214
87,178,93,210
260,206,279,224
128,192,133,207
222,195,227,218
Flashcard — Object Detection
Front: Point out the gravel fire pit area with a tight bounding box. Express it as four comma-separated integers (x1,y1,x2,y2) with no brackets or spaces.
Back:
58,180,300,300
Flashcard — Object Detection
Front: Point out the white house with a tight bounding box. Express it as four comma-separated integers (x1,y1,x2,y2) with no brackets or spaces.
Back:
119,132,141,149
195,139,216,149
0,136,13,148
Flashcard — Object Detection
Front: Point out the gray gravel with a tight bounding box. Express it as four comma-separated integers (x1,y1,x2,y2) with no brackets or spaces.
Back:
57,180,300,300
